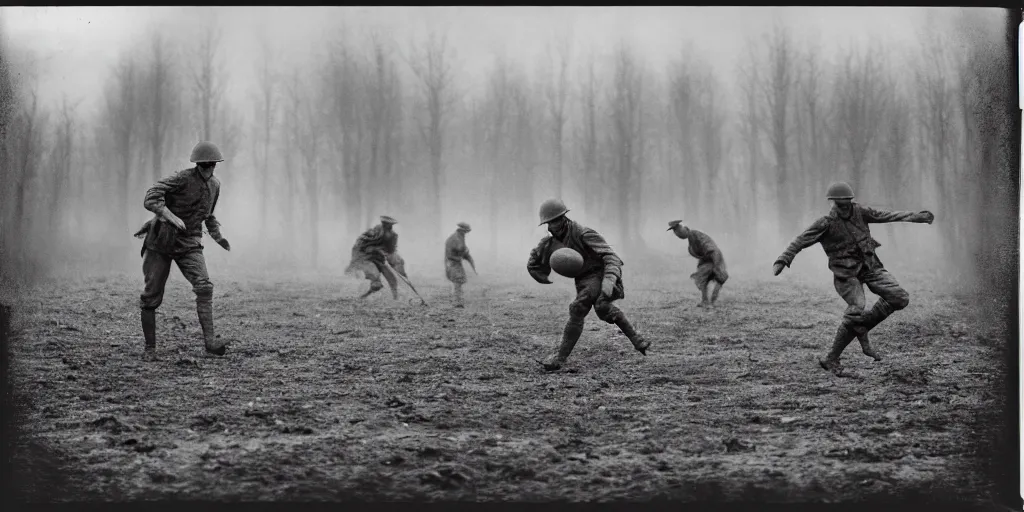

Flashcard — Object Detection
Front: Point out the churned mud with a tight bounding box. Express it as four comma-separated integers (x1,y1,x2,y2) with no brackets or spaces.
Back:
6,265,1007,501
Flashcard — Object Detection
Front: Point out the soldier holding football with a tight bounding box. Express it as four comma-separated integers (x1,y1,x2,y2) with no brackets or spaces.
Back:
527,199,650,371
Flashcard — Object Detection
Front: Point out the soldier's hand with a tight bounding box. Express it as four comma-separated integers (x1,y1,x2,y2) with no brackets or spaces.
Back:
162,210,187,231
920,211,934,224
529,270,553,285
601,278,615,298
773,262,785,276
216,238,231,251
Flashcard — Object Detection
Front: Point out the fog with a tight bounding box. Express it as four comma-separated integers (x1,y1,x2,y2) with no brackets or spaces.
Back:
0,7,1016,295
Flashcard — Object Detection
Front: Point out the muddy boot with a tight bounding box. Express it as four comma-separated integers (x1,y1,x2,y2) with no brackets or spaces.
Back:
197,303,226,356
853,300,894,361
697,284,711,309
360,281,383,300
454,283,464,308
857,332,882,361
141,309,158,361
709,281,723,307
615,317,650,355
542,319,584,371
819,323,856,375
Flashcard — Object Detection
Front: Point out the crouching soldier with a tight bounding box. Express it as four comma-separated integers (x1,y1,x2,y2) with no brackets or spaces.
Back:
134,141,232,361
772,182,934,375
528,199,650,371
444,222,477,308
345,215,407,300
667,220,729,308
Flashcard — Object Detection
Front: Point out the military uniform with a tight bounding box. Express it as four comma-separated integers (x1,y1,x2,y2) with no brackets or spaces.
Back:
667,221,728,307
444,222,476,307
775,182,934,374
134,141,231,360
345,216,407,299
528,199,650,371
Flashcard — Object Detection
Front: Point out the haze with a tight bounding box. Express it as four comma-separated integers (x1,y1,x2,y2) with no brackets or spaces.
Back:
0,7,1014,296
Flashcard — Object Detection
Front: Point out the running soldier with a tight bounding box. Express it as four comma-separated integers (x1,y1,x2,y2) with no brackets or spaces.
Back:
772,182,934,374
345,216,408,300
444,222,476,308
667,220,729,308
133,141,232,361
527,199,650,371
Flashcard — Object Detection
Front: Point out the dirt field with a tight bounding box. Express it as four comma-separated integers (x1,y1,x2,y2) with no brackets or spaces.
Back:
5,262,1010,502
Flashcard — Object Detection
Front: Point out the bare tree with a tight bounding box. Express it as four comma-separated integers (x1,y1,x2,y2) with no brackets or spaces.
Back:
251,33,278,236
543,33,572,198
735,36,764,226
285,68,326,268
575,50,601,220
509,68,541,247
607,42,646,252
406,31,459,237
913,26,958,264
190,30,225,142
105,54,139,234
693,67,728,216
834,43,890,191
362,33,403,221
483,54,513,258
48,95,78,234
792,39,827,216
759,23,797,237
667,46,701,220
141,30,176,184
325,36,367,234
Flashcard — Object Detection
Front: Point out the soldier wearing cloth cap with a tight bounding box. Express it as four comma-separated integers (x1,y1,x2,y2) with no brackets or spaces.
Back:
133,141,232,360
527,199,650,371
773,181,935,374
667,220,729,309
444,222,476,308
345,215,408,300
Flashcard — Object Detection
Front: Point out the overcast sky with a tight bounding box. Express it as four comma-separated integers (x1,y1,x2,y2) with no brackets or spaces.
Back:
0,6,996,117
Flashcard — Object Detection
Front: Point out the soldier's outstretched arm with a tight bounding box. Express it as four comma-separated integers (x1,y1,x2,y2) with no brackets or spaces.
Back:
527,237,554,284
775,217,828,269
861,206,935,225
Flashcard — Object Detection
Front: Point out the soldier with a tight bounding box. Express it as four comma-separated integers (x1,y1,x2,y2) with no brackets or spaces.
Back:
772,182,934,375
344,216,408,300
667,220,729,309
527,199,650,371
444,222,477,308
133,141,232,361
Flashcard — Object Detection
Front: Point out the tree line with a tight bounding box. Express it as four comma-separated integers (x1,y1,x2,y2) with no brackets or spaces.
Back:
0,10,1017,292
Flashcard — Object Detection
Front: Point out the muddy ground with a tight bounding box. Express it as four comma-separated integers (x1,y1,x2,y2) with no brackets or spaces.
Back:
5,262,1011,502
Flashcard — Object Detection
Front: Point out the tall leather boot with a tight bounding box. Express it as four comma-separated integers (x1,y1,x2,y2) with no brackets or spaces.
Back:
819,322,856,375
141,309,158,361
454,283,464,308
850,299,894,361
542,318,584,371
697,284,711,308
614,317,650,355
709,281,723,306
197,301,226,356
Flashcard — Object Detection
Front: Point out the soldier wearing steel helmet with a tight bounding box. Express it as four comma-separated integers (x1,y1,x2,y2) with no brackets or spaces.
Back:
444,222,476,308
527,199,650,371
133,141,232,361
345,215,408,300
773,181,934,375
667,220,729,309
